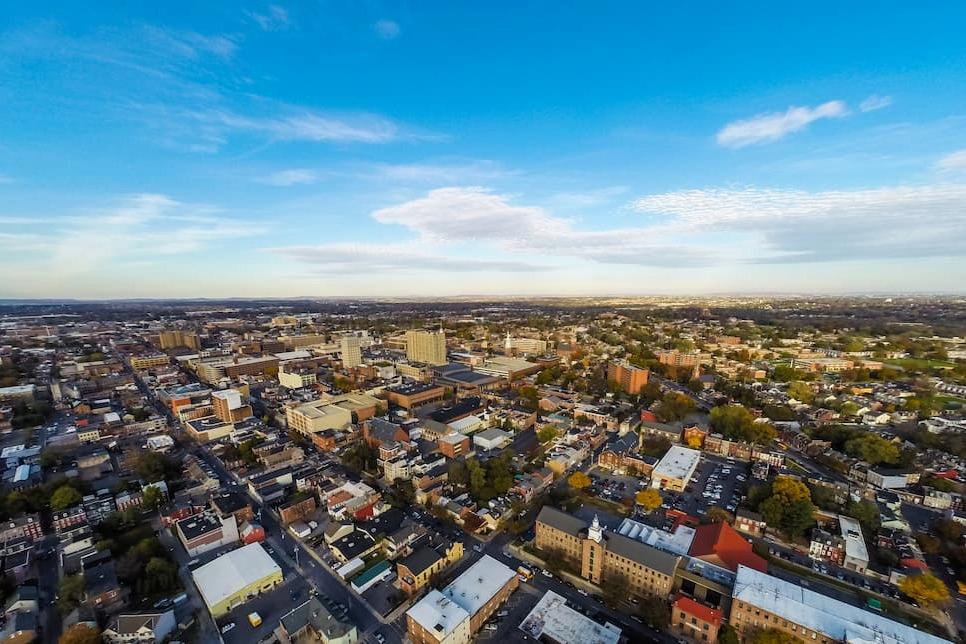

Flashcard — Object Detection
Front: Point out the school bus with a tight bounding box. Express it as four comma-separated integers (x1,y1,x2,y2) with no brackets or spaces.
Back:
517,566,534,582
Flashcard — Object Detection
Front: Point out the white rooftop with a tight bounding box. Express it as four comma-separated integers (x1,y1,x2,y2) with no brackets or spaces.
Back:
652,445,701,481
191,543,281,610
406,589,470,638
447,415,483,434
520,590,621,644
838,514,870,563
616,518,695,555
441,554,516,616
733,565,951,644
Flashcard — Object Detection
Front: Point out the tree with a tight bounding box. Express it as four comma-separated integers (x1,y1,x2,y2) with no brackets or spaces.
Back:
758,477,815,538
59,624,102,644
58,574,85,614
710,404,776,445
568,471,591,491
705,507,733,525
744,627,804,644
899,573,950,609
787,381,814,404
718,624,740,644
658,392,695,422
537,426,558,444
142,486,163,511
137,557,179,598
844,434,899,465
635,488,662,512
771,476,811,503
50,485,82,510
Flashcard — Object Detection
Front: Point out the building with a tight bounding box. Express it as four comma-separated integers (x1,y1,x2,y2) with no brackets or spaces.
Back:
387,382,446,410
279,365,317,389
211,389,252,424
607,361,650,395
277,597,358,644
651,446,702,491
656,350,701,368
406,555,518,644
837,514,869,573
397,540,465,595
504,333,548,356
730,565,951,644
175,511,239,557
193,355,279,383
191,543,283,618
128,354,171,371
535,507,679,598
438,433,471,459
687,522,766,573
340,336,363,369
473,427,510,451
672,595,723,644
102,610,177,644
158,329,200,351
406,329,447,366
519,590,621,644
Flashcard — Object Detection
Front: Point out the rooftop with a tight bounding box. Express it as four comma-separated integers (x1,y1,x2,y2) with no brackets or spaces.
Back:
733,565,951,644
406,589,470,639
441,554,517,616
652,445,702,481
191,543,281,609
520,590,621,644
838,514,870,563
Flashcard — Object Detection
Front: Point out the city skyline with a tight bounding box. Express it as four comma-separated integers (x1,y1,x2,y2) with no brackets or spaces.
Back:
2,3,966,297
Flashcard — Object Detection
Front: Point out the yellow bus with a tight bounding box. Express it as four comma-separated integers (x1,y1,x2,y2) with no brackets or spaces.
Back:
517,566,534,582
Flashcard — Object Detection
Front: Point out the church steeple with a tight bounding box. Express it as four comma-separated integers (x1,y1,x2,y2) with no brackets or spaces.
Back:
588,514,604,543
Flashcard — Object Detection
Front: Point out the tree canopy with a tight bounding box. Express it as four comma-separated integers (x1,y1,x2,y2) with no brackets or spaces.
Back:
568,471,591,491
710,404,776,445
59,624,102,644
50,485,82,511
899,573,950,609
635,488,662,511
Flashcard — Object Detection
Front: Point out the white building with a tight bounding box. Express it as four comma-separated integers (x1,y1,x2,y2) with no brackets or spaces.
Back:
473,427,510,451
340,335,363,369
650,445,701,491
520,590,620,644
837,515,869,573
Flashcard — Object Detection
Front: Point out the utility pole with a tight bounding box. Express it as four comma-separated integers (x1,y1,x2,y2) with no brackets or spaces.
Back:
294,546,299,568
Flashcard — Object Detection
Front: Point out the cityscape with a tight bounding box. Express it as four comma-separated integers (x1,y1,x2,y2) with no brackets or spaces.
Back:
2,3,966,644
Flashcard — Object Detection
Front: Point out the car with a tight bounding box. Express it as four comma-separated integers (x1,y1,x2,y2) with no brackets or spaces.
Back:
483,623,498,631
577,589,588,596
473,544,483,553
498,610,509,617
374,633,386,643
541,569,552,577
221,623,236,634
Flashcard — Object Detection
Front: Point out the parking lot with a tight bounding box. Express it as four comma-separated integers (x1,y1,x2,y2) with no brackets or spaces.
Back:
475,581,541,641
661,454,750,519
587,468,643,504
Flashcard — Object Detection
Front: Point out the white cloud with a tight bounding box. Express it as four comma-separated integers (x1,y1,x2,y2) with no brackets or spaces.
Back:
631,184,966,262
247,5,290,31
372,160,510,183
374,20,401,39
258,169,319,186
269,243,546,273
859,94,892,112
716,101,848,148
203,109,400,144
936,149,966,173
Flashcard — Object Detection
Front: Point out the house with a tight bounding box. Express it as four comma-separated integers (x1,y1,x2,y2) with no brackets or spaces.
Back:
688,522,767,573
102,610,177,644
83,561,124,611
733,510,765,537
397,539,464,596
276,598,358,644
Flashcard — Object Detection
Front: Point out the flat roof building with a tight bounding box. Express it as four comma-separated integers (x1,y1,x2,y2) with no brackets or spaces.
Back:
838,514,869,573
406,329,447,366
519,590,621,644
731,565,951,644
191,543,283,618
650,445,701,491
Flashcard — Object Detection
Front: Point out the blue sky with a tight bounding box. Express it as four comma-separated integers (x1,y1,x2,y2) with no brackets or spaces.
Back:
2,2,966,298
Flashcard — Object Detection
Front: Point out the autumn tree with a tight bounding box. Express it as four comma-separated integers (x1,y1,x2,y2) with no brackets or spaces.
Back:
537,426,558,444
50,485,82,511
635,488,662,512
899,573,950,609
705,507,733,524
844,434,899,465
59,624,101,644
568,471,591,491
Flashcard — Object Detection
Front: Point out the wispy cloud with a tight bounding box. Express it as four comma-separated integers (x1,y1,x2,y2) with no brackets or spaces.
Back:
859,94,892,113
630,184,966,262
936,149,966,173
374,20,401,39
258,169,320,186
269,243,546,273
716,101,848,148
246,5,291,31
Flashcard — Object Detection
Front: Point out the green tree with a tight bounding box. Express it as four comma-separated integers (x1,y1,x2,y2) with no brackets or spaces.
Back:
50,485,82,511
718,624,739,644
786,381,814,404
537,426,558,444
141,486,163,511
844,434,899,465
658,392,695,422
58,574,85,614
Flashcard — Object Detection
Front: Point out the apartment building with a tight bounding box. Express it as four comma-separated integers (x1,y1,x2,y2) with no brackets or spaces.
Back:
158,329,200,350
535,507,679,598
339,335,363,368
656,350,701,368
405,329,447,366
607,360,650,395
211,389,252,423
128,354,170,371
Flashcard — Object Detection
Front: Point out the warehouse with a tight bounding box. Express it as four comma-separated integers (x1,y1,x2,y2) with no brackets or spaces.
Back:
650,445,701,491
191,543,283,618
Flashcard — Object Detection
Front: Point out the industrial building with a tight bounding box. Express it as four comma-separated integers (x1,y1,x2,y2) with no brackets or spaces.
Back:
191,543,283,618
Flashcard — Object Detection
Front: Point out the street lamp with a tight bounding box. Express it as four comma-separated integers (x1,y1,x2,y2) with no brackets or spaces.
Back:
294,547,299,568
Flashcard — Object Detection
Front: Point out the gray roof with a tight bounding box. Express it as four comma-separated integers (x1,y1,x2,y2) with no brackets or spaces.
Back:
605,532,680,576
280,598,354,640
536,505,589,538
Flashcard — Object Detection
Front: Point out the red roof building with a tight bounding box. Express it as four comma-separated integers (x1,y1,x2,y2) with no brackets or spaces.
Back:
688,521,767,573
672,595,723,643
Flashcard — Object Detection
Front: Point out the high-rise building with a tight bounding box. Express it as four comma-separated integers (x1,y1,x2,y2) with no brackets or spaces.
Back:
211,389,252,423
607,360,649,394
158,329,200,351
340,335,363,368
405,329,447,366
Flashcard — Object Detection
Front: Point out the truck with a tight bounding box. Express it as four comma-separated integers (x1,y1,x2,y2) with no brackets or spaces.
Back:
248,612,262,628
172,592,188,606
517,566,534,582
